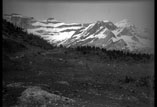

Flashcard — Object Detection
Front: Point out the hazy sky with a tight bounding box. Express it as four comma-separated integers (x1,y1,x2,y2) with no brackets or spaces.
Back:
3,0,154,31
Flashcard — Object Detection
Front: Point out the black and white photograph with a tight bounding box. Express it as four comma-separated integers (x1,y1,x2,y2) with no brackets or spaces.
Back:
2,0,154,107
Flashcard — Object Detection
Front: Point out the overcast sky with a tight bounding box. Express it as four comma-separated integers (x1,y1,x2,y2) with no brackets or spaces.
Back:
3,0,154,32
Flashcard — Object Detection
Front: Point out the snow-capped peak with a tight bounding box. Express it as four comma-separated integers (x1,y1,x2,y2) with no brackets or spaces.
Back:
115,19,135,28
3,13,153,53
92,20,117,30
103,20,110,23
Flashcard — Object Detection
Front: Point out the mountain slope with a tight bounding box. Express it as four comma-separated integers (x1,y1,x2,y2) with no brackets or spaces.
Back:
3,14,154,53
2,19,54,52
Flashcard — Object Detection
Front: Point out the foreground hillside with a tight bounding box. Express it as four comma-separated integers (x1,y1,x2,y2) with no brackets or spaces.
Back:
3,20,154,107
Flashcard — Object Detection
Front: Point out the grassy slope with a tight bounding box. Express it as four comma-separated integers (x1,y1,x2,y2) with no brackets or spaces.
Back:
2,20,154,107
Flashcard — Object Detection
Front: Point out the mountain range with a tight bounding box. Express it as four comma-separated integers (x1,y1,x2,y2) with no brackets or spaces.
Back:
3,13,154,53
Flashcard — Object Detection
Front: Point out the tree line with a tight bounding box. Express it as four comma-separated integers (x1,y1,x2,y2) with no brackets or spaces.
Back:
73,46,154,63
